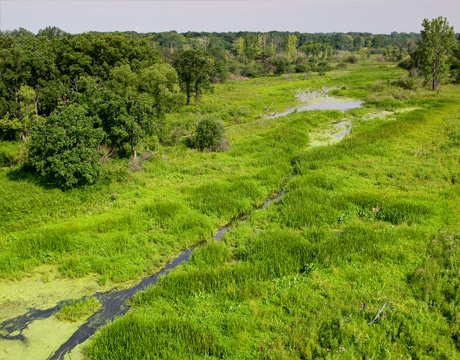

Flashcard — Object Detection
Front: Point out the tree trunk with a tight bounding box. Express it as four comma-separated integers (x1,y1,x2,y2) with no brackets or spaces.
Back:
131,128,137,159
186,83,191,105
19,130,24,159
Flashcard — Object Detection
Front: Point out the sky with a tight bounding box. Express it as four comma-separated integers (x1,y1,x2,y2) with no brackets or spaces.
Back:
1,0,459,35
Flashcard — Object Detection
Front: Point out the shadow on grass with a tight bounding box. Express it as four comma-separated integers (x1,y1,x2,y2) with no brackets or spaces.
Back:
6,163,78,191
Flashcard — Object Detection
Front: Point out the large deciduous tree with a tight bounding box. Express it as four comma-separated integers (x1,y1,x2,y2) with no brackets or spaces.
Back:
93,63,184,157
415,17,455,90
28,105,104,187
174,50,213,106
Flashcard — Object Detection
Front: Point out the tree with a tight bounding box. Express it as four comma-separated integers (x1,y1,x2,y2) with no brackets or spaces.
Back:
37,26,67,40
359,47,370,61
174,50,213,106
415,17,455,90
284,34,297,62
28,106,105,187
353,35,364,51
137,63,184,114
233,37,245,60
256,46,275,76
191,117,224,152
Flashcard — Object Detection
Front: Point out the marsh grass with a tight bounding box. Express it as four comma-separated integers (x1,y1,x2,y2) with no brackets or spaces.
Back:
85,75,460,358
55,297,100,322
2,63,460,358
1,97,327,280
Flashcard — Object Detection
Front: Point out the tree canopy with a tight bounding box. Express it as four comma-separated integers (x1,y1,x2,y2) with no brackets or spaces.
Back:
174,50,213,106
415,17,455,90
28,106,105,187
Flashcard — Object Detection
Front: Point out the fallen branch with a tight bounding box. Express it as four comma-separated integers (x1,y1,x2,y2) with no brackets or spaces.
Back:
264,102,274,112
368,299,391,325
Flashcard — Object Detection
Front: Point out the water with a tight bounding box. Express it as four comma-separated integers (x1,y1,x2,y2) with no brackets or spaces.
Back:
273,88,363,118
274,99,364,118
0,191,286,360
333,120,353,138
1,90,363,360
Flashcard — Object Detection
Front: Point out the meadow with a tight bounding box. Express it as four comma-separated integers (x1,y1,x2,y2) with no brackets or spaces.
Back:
1,62,459,359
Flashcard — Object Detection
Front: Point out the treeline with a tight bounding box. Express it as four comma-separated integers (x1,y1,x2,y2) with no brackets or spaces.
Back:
112,29,421,76
0,26,458,187
3,27,422,78
0,30,186,186
0,29,235,187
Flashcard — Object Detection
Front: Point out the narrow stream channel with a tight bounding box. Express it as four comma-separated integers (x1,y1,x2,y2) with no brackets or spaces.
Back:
1,95,363,360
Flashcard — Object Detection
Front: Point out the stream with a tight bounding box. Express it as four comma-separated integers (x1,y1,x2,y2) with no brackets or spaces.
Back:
0,93,363,360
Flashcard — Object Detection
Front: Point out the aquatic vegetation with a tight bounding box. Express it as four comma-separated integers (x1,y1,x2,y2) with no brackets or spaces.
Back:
55,297,100,322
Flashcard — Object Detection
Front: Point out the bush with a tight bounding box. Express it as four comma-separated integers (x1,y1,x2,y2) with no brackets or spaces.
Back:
314,62,333,75
28,105,105,187
295,63,310,73
398,58,414,70
345,55,358,64
190,117,225,152
271,57,291,75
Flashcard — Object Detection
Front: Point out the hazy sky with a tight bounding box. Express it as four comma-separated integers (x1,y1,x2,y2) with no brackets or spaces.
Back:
1,1,459,35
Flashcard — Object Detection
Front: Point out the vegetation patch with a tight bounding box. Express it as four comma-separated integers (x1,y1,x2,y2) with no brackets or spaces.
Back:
55,297,100,322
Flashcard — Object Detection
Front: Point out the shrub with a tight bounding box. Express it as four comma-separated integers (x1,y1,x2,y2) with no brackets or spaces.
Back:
271,57,291,75
295,63,310,73
28,105,105,187
346,55,358,64
191,117,225,152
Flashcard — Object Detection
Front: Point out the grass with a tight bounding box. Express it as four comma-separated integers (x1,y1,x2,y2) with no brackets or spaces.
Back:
0,66,392,282
2,62,459,359
85,74,459,358
55,297,100,322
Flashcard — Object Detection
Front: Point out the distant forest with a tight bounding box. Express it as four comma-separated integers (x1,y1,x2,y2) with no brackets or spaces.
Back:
0,26,425,121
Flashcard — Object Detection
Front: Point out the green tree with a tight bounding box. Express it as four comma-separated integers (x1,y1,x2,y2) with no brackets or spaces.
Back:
284,34,297,62
415,17,455,90
256,45,275,76
359,47,370,61
353,35,364,51
191,117,224,152
37,26,67,40
233,37,245,60
28,106,104,187
137,63,184,114
91,90,155,158
93,63,183,157
174,50,213,106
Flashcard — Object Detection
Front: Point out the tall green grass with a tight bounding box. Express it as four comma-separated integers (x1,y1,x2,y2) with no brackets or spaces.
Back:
84,79,460,358
55,297,100,322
